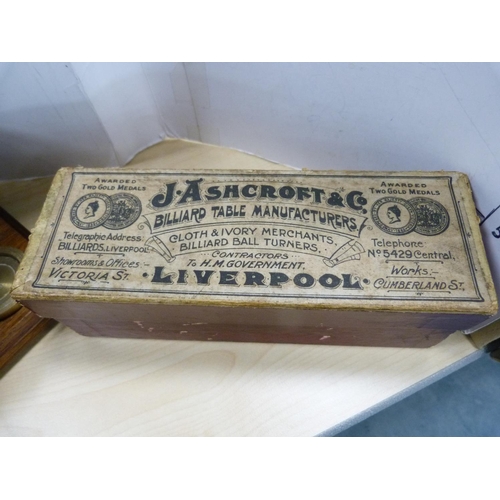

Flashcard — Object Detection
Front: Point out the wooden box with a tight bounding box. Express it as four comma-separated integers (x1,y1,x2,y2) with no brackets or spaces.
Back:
12,167,497,348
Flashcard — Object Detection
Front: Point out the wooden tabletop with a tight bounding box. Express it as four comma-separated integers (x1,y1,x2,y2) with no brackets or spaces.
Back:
0,141,481,436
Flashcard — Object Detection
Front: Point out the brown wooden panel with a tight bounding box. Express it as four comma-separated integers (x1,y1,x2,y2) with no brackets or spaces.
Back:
0,208,54,372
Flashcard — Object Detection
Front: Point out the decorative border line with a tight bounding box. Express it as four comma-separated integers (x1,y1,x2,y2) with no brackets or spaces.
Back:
32,171,484,303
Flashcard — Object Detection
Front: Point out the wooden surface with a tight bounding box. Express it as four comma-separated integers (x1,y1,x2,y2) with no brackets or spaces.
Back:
0,322,479,436
0,208,54,371
0,140,481,436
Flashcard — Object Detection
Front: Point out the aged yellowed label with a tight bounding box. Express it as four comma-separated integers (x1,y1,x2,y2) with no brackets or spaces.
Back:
20,168,496,313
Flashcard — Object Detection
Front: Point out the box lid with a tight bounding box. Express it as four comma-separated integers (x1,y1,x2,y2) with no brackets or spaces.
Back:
12,167,497,315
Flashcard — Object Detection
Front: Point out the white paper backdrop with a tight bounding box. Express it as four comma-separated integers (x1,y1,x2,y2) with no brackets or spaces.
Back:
2,62,500,204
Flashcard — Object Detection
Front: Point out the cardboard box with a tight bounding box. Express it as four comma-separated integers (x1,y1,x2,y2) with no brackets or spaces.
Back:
12,161,497,348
